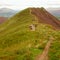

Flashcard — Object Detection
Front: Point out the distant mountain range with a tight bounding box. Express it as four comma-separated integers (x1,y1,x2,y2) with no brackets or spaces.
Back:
0,8,18,17
47,8,60,19
0,8,60,19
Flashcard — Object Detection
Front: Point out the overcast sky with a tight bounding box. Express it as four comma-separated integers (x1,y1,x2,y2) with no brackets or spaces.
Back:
0,0,60,10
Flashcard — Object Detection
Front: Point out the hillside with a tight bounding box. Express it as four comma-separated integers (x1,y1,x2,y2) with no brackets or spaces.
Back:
0,8,60,60
30,8,60,30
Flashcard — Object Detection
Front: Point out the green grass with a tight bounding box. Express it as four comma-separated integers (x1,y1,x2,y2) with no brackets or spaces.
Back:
49,31,60,60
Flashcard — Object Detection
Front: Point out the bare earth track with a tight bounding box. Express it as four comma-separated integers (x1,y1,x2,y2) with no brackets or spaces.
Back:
35,37,54,60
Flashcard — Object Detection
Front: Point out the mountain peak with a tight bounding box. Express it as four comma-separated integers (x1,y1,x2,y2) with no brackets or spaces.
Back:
29,8,60,30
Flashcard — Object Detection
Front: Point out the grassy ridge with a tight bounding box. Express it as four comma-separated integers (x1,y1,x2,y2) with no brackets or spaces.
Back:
0,8,49,60
0,8,60,60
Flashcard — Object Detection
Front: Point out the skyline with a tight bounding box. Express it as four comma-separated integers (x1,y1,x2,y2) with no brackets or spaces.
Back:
0,0,60,10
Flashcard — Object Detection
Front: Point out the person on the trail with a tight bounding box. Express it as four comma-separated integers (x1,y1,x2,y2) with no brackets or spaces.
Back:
29,24,36,31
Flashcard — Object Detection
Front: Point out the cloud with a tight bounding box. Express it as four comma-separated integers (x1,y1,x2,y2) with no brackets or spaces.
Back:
0,0,60,10
0,4,13,6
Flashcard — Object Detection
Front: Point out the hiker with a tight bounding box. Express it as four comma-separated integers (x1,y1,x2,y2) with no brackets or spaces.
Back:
29,24,36,31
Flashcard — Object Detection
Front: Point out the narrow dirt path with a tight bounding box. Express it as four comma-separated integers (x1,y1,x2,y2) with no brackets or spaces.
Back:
30,8,55,60
35,37,54,60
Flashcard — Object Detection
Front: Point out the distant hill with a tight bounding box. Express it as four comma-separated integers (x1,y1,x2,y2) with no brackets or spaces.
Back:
0,8,17,17
0,8,60,60
0,17,7,23
47,8,60,19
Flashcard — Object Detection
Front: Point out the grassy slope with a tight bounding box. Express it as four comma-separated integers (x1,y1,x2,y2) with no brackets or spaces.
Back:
0,8,60,60
49,31,60,60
